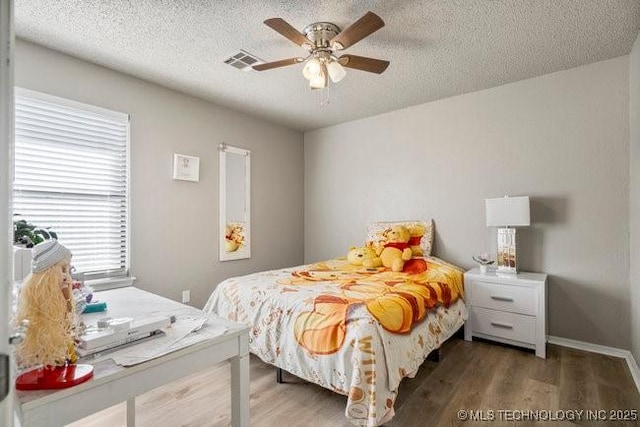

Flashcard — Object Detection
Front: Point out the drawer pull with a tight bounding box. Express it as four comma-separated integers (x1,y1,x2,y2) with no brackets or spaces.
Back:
490,295,514,302
490,322,514,330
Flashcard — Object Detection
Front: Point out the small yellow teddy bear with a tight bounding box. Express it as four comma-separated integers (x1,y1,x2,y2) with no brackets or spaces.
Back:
347,246,382,269
378,225,413,272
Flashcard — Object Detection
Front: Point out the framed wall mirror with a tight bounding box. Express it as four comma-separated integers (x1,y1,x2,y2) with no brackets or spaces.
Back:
219,143,251,261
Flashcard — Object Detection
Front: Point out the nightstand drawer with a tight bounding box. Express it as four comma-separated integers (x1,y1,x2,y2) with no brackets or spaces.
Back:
470,307,536,344
470,280,537,315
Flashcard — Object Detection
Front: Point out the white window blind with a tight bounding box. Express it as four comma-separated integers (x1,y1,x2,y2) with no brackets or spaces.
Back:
14,89,130,279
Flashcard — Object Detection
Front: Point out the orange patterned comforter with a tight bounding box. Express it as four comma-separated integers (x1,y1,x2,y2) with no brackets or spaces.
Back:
204,256,467,426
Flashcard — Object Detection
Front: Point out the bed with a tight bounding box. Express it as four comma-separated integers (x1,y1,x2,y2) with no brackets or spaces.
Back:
204,221,467,426
204,253,467,427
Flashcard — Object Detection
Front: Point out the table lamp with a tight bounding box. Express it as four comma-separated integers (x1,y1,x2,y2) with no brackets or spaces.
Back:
485,196,530,274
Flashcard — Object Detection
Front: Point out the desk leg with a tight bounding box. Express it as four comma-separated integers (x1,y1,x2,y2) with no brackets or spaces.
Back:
126,397,135,427
231,335,249,427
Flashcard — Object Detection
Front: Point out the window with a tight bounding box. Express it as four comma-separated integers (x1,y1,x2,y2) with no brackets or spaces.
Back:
14,88,130,281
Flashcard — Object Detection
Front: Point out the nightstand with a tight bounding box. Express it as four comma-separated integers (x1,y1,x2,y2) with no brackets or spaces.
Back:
464,268,547,358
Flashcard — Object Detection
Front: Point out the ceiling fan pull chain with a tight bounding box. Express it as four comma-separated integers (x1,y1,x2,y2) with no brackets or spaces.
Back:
312,84,330,107
320,85,330,107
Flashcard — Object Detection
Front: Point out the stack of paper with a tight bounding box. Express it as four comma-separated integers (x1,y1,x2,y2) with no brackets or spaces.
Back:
107,315,229,366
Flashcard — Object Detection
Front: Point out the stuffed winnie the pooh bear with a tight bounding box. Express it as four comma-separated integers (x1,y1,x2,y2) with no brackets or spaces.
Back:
407,223,426,257
377,225,413,272
347,246,382,269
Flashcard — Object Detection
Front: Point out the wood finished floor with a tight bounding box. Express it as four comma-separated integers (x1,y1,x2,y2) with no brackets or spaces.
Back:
67,338,640,427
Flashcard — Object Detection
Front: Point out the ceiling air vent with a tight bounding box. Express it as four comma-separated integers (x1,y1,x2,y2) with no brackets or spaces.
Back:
223,50,262,71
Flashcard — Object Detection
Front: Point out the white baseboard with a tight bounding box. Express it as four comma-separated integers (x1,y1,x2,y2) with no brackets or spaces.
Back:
628,354,640,395
548,335,640,393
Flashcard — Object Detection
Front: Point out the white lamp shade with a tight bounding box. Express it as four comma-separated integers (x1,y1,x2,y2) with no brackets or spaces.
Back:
327,61,346,83
309,65,328,89
303,58,322,80
485,196,530,227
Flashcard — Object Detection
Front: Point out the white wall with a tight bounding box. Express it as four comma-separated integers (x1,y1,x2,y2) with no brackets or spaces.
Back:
305,57,630,349
630,32,640,363
15,40,305,308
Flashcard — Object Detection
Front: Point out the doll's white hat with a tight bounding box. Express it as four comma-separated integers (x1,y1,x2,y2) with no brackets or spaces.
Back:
31,240,72,273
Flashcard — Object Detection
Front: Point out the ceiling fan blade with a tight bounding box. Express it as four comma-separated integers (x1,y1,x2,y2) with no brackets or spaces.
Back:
252,57,304,71
330,11,385,50
264,18,313,48
338,55,389,74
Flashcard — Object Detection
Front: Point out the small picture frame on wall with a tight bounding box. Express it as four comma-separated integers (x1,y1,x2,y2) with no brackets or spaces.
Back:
173,153,200,182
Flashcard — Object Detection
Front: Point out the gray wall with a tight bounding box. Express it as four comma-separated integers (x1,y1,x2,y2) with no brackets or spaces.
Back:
631,32,640,363
305,57,630,349
15,40,304,308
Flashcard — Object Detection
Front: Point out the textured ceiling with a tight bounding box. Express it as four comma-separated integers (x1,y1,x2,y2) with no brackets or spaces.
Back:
15,0,640,131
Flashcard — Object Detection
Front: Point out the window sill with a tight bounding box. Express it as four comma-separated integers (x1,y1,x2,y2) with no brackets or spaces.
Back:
86,276,136,292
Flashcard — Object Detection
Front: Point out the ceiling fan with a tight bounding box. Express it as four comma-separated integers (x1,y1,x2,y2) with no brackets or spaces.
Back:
252,11,390,90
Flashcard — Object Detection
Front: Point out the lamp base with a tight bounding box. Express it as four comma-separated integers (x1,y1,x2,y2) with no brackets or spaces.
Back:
497,266,518,276
496,228,518,273
16,364,93,390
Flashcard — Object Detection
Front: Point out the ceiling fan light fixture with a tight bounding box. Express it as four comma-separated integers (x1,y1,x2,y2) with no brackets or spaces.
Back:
327,60,346,83
309,64,328,89
303,57,323,80
255,12,388,93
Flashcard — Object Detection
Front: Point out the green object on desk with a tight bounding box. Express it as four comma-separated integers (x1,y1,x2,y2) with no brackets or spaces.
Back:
82,301,107,313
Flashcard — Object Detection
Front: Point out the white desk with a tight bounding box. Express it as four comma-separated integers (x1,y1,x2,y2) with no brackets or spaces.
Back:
15,286,250,427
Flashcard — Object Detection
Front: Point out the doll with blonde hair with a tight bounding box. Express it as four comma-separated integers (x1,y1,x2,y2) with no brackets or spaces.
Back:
16,240,93,390
14,240,92,389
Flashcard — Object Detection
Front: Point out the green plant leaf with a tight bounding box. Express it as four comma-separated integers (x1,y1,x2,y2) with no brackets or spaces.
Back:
34,229,51,240
13,219,58,246
14,230,31,238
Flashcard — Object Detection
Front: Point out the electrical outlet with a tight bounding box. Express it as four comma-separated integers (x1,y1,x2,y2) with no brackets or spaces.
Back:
182,290,190,304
